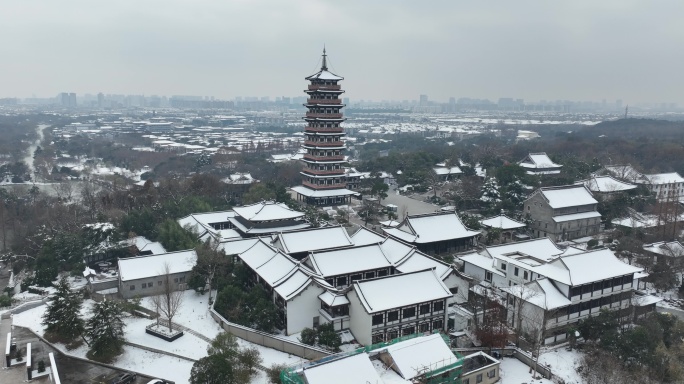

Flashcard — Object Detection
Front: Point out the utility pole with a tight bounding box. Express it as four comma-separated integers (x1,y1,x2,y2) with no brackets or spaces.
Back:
624,105,629,119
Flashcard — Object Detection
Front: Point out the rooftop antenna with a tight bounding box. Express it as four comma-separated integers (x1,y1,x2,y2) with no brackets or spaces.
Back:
624,105,629,119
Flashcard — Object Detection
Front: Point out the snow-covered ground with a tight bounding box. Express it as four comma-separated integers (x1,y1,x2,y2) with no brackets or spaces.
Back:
499,357,554,384
12,290,307,383
539,347,583,384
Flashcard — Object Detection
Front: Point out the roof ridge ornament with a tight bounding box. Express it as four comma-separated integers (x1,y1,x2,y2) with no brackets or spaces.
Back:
321,46,328,71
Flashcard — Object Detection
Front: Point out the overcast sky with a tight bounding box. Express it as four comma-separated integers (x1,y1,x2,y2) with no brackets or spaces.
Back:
1,1,682,104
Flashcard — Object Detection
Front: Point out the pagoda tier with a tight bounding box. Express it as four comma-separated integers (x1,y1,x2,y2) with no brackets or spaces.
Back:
292,49,356,206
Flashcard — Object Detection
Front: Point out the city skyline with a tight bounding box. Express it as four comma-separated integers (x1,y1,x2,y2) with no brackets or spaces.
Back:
1,1,683,104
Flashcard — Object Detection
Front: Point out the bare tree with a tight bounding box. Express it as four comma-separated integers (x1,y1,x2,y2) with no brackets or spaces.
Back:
152,262,185,333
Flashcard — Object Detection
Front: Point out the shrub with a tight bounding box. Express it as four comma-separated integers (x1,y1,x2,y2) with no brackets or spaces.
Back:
300,328,317,346
266,363,288,384
587,239,599,248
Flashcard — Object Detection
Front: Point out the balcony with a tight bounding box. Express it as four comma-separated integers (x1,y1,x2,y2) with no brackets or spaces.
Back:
305,113,343,119
303,154,344,162
305,127,344,134
307,84,341,91
304,140,344,147
302,168,345,176
302,181,347,190
307,98,341,105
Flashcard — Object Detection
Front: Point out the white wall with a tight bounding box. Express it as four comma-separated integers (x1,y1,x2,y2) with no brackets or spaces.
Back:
347,290,372,345
286,283,325,335
443,272,470,304
463,262,507,287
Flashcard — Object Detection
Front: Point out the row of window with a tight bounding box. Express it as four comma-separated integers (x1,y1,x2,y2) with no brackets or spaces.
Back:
326,269,390,288
308,108,342,114
307,150,342,156
462,369,497,384
308,122,341,128
129,276,185,291
370,319,444,343
569,275,633,297
371,301,445,326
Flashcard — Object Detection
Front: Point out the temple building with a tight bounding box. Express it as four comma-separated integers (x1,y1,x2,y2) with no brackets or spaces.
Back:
292,49,357,206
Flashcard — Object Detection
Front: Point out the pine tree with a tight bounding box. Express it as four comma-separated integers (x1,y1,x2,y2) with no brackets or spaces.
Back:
41,276,85,343
85,299,126,362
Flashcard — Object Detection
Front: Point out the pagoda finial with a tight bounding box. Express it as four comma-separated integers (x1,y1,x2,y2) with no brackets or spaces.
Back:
321,46,328,71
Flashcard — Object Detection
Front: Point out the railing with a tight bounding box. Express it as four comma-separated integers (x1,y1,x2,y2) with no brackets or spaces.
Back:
305,113,343,119
302,168,345,176
303,140,344,147
303,154,344,162
307,99,341,104
302,181,348,189
307,84,341,91
305,127,344,133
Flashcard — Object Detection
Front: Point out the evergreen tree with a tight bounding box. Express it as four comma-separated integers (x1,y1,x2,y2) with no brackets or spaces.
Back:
479,177,501,212
190,332,261,384
41,276,85,343
85,299,126,362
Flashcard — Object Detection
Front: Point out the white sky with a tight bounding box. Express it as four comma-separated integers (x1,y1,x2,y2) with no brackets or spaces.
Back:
1,0,682,104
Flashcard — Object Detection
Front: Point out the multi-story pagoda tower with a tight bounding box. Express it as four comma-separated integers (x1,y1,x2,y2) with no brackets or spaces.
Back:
292,49,356,206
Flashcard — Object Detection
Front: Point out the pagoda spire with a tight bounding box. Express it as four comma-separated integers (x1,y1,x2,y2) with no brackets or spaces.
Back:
321,46,328,71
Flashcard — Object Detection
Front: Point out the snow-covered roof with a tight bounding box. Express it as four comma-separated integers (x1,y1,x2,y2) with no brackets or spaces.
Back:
643,241,684,257
216,237,263,255
178,210,235,230
350,227,386,246
291,185,358,198
305,69,344,81
318,291,350,307
374,333,458,380
352,269,452,313
518,152,562,169
302,353,382,384
433,166,462,176
540,248,642,286
227,216,310,235
533,185,597,209
643,172,684,185
122,236,167,255
483,238,566,262
552,211,601,223
306,244,392,277
604,164,642,181
118,250,197,282
394,252,453,280
222,172,258,185
383,212,480,244
273,226,354,254
502,278,571,310
479,214,526,230
579,175,637,193
232,201,304,222
458,252,505,277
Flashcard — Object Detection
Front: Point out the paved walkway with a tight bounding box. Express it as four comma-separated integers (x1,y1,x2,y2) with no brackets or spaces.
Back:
0,316,31,383
382,187,440,216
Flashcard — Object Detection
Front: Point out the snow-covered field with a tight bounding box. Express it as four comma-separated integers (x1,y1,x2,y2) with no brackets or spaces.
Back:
12,290,307,383
499,357,554,384
539,347,583,384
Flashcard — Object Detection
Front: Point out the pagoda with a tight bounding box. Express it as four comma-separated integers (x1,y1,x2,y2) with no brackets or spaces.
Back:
292,49,356,206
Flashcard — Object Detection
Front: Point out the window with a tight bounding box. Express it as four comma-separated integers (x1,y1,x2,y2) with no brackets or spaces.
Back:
433,319,443,329
377,269,388,277
350,274,362,282
158,281,162,286
130,285,135,290
419,304,430,315
403,307,416,318
501,262,507,271
524,271,529,280
463,379,470,384
487,369,497,378
514,267,519,276
485,271,493,282
174,278,179,283
476,373,483,383
365,271,376,279
148,281,153,287
336,276,347,286
387,311,399,322
450,287,459,295
419,322,430,332
372,314,384,326
434,301,444,311
179,277,185,283
402,326,415,336
372,333,384,343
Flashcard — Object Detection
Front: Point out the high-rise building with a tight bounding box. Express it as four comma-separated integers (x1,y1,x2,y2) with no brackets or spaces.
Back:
291,49,356,206
419,94,428,105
